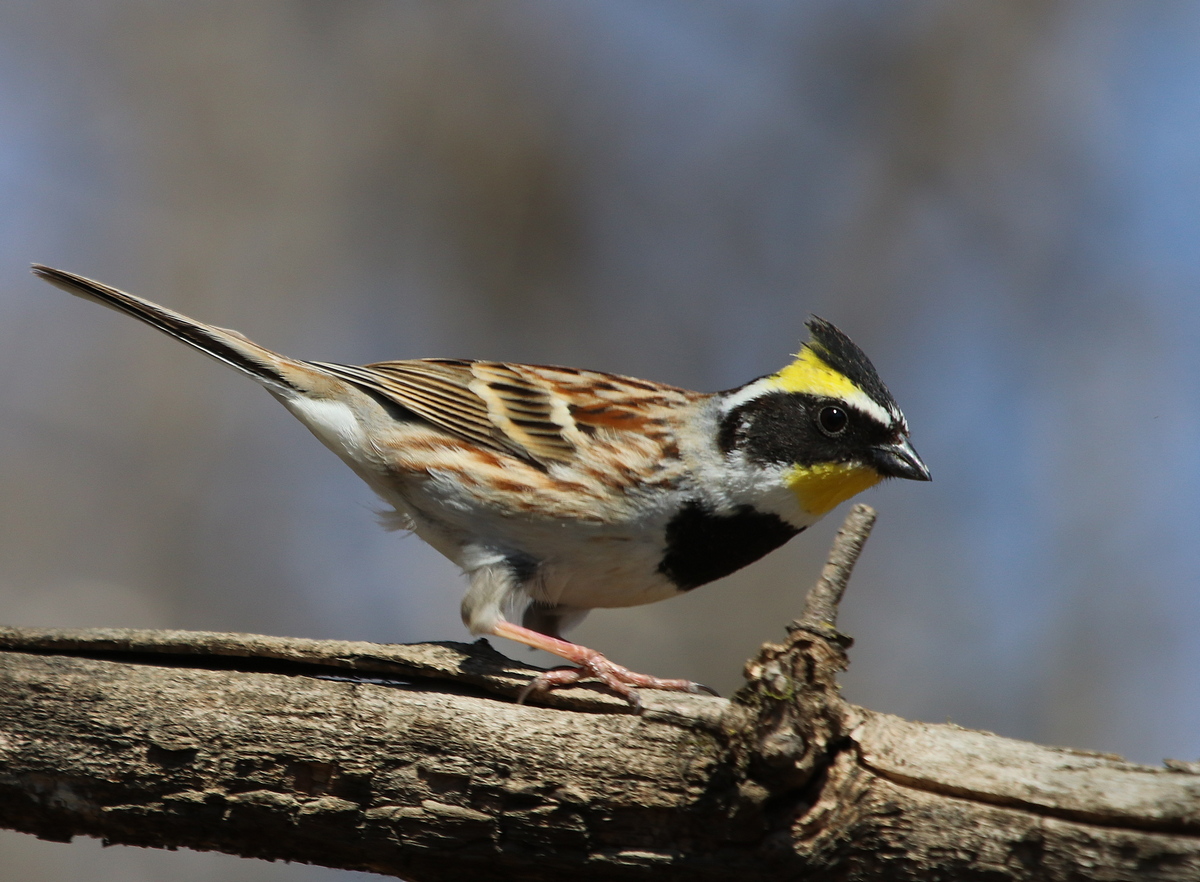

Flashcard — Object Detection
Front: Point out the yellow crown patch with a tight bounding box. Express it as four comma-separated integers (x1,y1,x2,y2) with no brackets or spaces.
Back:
769,346,865,401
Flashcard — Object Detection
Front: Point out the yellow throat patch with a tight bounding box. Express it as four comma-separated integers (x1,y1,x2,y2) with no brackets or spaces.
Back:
786,461,882,515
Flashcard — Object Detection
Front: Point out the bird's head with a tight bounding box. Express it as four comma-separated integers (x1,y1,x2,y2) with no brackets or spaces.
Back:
717,317,930,516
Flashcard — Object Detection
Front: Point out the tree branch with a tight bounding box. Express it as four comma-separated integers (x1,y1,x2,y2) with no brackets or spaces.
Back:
791,501,876,638
0,506,1196,880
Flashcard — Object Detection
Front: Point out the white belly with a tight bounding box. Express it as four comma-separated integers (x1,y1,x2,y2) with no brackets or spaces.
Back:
393,480,685,611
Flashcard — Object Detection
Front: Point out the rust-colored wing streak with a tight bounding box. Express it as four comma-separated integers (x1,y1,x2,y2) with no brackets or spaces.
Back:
312,358,703,470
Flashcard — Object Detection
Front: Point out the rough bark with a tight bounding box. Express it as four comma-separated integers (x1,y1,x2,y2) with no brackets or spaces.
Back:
0,506,1196,881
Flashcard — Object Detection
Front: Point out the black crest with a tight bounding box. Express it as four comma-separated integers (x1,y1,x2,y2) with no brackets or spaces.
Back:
805,317,897,413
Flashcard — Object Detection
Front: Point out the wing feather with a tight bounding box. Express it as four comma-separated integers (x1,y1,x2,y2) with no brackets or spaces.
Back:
313,358,577,464
311,357,700,469
315,360,503,453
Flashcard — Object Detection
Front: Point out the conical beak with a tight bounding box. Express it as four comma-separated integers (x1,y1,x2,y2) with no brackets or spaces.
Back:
870,435,931,482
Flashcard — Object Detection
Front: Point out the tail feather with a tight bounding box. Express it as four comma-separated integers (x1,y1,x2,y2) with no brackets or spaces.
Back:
32,264,300,392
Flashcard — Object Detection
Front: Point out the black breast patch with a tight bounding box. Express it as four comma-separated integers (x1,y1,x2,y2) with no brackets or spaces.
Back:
658,501,801,591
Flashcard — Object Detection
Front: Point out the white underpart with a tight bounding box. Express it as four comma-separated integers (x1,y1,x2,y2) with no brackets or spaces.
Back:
440,489,690,613
281,395,443,555
280,396,369,461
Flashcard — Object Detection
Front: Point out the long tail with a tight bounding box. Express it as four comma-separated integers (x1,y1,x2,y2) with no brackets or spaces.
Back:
32,264,305,394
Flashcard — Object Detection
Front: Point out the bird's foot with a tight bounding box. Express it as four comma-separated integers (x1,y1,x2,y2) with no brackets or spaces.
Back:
491,619,716,709
517,650,717,710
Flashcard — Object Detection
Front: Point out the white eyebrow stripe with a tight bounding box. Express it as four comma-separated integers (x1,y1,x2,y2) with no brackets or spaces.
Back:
719,377,777,414
721,378,897,429
840,388,895,427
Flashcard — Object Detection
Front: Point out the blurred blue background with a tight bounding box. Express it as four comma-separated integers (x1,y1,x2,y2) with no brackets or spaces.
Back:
2,2,1199,879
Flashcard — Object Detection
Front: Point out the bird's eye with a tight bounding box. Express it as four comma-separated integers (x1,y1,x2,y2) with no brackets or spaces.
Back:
818,405,849,435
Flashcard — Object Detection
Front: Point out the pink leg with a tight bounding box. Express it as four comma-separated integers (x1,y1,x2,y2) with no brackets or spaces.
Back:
491,620,716,708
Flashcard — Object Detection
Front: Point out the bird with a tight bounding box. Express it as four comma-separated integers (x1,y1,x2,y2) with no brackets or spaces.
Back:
32,264,930,706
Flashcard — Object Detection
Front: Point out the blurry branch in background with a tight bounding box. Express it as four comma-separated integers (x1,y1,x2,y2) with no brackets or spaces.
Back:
0,505,1196,882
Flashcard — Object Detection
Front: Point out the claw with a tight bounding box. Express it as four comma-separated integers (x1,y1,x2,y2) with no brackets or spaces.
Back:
516,657,711,709
492,619,710,709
